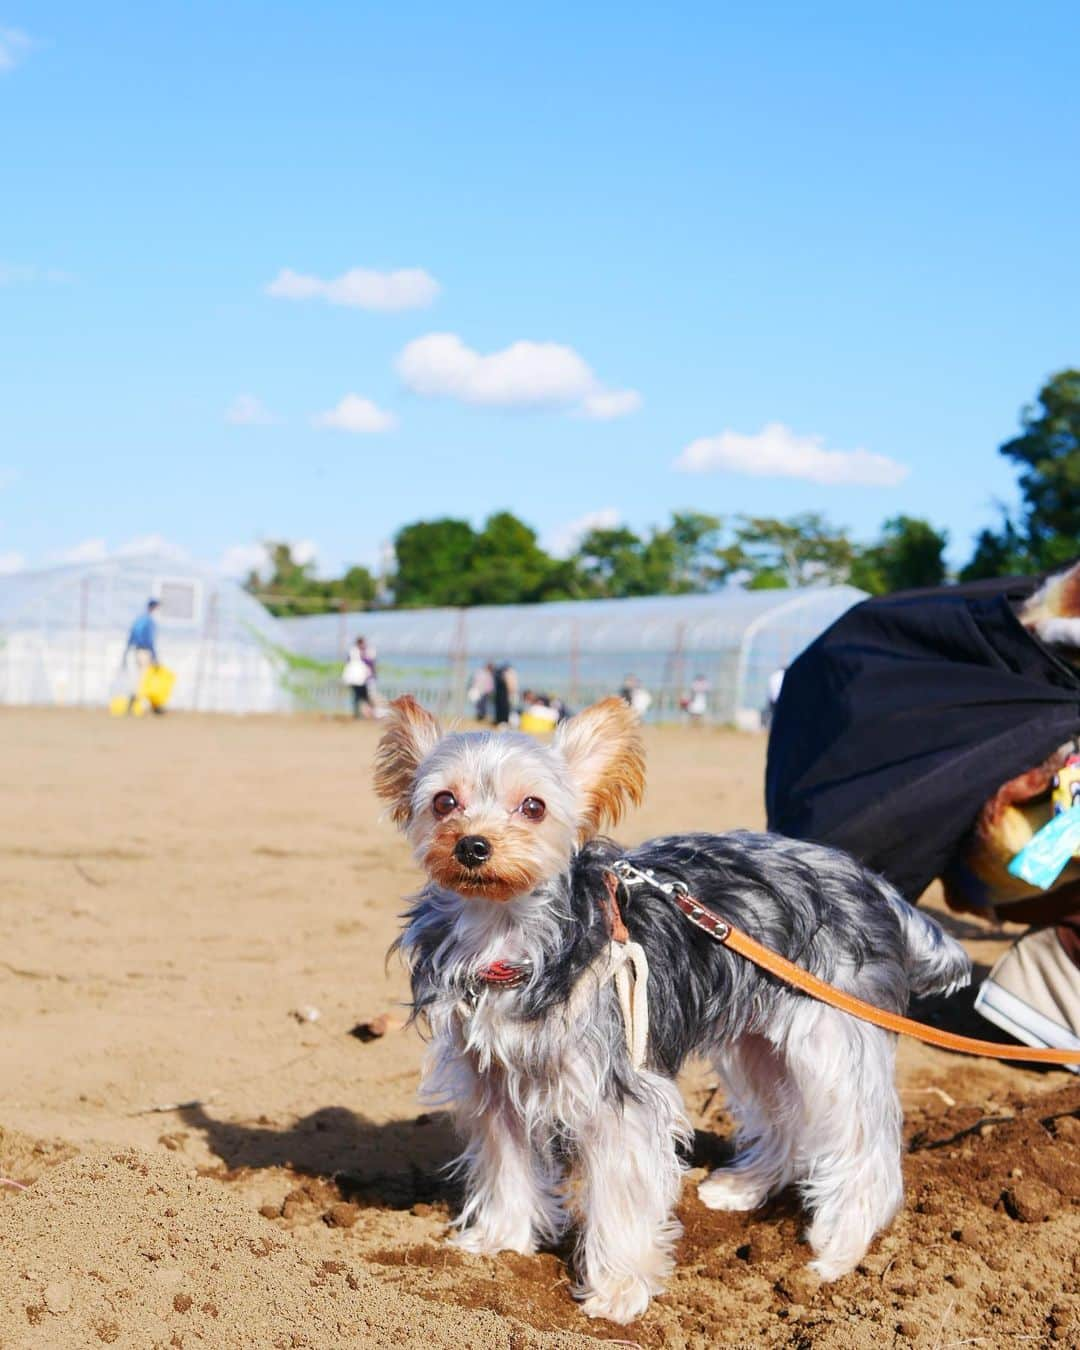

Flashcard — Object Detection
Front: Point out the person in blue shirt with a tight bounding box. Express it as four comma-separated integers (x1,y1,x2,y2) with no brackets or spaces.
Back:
126,599,160,666
124,599,162,713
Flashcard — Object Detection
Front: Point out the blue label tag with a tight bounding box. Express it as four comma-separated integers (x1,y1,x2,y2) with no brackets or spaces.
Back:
1008,808,1080,890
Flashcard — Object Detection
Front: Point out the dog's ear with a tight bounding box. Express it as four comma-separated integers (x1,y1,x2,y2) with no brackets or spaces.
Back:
374,696,443,826
554,697,645,837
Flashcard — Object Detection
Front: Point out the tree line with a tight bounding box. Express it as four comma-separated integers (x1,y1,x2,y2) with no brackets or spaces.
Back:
247,368,1079,616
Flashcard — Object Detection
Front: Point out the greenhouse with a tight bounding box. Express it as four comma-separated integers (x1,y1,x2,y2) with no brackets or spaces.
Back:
280,585,867,726
0,550,291,714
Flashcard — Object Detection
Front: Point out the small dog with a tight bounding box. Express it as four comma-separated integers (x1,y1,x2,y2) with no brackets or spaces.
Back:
375,695,970,1323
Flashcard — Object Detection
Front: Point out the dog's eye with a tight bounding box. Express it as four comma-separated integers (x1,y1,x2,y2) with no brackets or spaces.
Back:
520,796,546,821
432,791,458,818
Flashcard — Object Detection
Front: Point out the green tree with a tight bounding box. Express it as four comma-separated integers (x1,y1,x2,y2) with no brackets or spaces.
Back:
667,511,725,590
574,526,651,597
391,512,583,607
959,516,1030,582
249,542,376,616
961,369,1080,577
715,513,856,589
1001,369,1080,570
851,515,948,595
392,518,477,607
572,524,686,597
467,512,569,605
332,565,378,608
570,513,725,598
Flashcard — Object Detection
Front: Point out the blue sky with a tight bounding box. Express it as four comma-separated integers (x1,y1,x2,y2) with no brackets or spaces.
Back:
1,2,1078,579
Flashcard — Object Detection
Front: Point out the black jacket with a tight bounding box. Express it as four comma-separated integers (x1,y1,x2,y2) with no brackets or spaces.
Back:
765,573,1080,901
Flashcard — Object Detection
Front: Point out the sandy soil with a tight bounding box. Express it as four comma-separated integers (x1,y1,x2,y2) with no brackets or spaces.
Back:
1,708,1077,1349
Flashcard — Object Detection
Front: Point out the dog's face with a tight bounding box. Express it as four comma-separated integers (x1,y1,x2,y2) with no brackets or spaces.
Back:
375,696,645,903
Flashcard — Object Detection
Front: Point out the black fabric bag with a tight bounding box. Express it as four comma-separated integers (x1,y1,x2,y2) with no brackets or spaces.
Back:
765,573,1080,902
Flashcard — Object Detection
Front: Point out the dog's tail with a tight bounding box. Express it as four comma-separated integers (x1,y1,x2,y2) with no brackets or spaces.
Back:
886,889,971,998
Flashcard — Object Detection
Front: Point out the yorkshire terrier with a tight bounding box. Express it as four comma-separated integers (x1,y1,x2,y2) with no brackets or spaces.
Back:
375,695,970,1323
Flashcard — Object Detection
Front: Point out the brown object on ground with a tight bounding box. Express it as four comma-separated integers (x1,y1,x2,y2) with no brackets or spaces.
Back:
1,709,1078,1348
350,1012,407,1042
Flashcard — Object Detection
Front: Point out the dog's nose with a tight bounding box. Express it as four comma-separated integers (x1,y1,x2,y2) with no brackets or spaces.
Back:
454,835,492,869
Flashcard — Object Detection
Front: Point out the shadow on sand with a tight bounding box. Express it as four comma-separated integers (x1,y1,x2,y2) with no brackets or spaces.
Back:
178,1098,743,1212
178,1101,462,1209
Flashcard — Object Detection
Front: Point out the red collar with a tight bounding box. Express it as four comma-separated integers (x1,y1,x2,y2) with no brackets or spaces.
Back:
466,869,630,996
472,959,531,988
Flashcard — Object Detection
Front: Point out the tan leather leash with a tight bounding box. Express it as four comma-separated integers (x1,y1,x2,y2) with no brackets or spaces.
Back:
609,859,1080,1066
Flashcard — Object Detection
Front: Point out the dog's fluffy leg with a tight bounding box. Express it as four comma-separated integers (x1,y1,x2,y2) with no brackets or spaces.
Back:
573,1072,687,1324
450,1066,564,1257
783,1005,905,1280
699,1034,798,1211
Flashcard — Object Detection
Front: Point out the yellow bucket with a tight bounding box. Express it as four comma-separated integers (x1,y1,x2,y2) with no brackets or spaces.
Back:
138,664,175,710
520,708,558,736
109,694,144,717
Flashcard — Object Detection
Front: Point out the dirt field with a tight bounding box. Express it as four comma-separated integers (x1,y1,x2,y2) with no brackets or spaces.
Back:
1,708,1078,1349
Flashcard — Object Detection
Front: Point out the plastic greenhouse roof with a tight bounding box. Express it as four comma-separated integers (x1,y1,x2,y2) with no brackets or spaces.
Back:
281,585,868,660
0,551,285,644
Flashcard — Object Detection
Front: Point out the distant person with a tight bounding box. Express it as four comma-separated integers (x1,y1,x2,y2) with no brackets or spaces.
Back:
467,664,495,722
125,599,162,713
126,598,160,669
519,690,559,733
492,662,517,727
620,673,652,718
685,674,710,723
362,637,379,706
343,635,375,720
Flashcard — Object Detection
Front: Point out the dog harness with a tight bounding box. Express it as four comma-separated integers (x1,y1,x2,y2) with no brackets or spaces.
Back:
610,858,1080,1066
458,872,652,1071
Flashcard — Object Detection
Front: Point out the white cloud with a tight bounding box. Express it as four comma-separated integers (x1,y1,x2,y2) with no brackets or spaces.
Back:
674,422,908,487
0,263,71,286
0,27,32,73
46,536,186,567
220,539,319,580
53,538,108,565
396,332,641,418
220,542,270,579
225,393,276,426
311,393,397,434
116,535,187,560
290,539,318,567
265,266,439,311
545,508,621,558
0,550,26,574
580,389,643,421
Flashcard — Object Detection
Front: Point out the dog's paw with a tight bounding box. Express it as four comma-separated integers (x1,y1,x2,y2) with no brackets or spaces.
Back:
697,1168,769,1212
451,1225,535,1257
579,1276,653,1324
805,1209,880,1281
807,1252,860,1282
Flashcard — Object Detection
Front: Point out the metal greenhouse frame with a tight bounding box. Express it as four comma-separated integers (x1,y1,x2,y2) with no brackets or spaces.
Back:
0,551,290,714
280,586,866,725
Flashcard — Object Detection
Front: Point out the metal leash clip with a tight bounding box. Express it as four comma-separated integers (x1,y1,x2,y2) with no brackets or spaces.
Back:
611,857,687,896
611,858,730,942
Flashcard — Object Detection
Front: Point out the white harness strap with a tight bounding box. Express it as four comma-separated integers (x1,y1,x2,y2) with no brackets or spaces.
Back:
566,938,651,1071
614,940,650,1071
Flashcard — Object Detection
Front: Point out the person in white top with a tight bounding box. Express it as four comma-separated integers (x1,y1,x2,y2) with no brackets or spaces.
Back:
343,636,376,720
686,674,710,722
